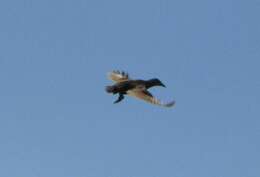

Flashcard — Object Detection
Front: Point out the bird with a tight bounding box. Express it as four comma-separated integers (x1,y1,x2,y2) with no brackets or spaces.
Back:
105,70,175,107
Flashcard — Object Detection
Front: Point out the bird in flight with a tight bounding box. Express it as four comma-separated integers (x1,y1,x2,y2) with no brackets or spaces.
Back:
105,70,175,107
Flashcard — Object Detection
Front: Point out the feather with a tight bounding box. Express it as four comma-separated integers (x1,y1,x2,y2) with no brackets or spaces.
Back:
127,90,175,108
108,71,130,83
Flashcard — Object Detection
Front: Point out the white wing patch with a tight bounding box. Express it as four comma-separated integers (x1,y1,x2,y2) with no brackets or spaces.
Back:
108,70,130,83
127,90,175,108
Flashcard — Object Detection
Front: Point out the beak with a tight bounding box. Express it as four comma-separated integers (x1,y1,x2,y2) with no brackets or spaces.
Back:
161,83,166,87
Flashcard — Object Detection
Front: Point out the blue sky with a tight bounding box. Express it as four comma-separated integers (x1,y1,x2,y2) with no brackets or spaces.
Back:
0,0,260,177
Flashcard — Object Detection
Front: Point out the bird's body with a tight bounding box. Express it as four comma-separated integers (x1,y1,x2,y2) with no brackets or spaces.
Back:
106,79,160,94
106,71,175,107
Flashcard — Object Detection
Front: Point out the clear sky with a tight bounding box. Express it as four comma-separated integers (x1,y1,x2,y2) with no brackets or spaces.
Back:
0,0,259,177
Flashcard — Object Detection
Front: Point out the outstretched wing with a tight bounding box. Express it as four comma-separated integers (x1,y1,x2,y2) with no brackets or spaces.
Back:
108,70,130,83
127,90,175,108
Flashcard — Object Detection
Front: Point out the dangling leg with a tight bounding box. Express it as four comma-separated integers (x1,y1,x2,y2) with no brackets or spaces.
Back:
114,94,124,104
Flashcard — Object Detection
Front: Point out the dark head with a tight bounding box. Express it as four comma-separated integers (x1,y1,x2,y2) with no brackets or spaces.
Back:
147,78,166,88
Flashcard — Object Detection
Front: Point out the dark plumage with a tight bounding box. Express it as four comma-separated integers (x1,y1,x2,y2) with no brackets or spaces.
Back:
106,71,175,107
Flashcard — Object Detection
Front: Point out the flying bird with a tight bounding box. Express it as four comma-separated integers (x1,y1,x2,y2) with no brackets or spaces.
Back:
105,70,175,107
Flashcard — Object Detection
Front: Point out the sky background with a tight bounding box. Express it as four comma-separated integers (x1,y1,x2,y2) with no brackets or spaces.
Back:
0,0,260,177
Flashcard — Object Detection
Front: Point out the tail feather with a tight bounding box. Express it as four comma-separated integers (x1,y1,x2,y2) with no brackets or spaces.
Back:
106,86,116,94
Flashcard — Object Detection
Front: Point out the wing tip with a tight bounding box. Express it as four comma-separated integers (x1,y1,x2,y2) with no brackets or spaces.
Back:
164,100,176,107
108,70,129,82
